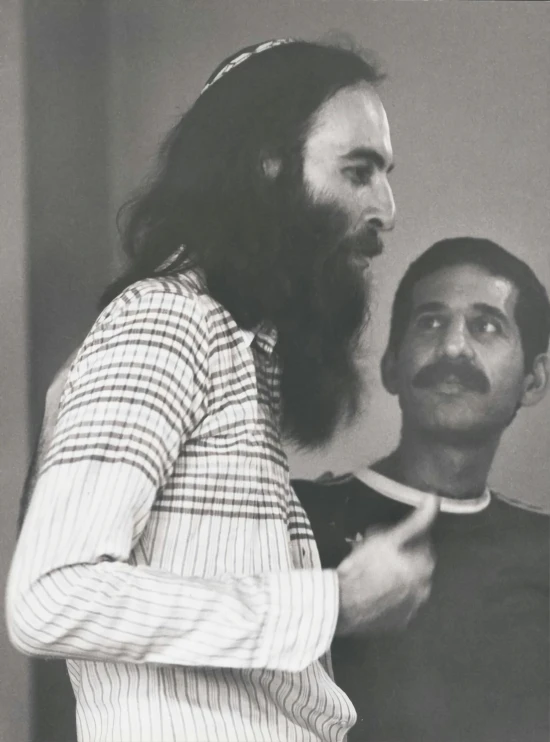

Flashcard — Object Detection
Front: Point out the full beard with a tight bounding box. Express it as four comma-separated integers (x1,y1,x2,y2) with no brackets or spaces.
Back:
202,165,381,448
273,180,381,448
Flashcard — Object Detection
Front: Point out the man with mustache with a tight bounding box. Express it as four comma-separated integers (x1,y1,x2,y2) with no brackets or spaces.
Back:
7,39,438,742
294,236,550,742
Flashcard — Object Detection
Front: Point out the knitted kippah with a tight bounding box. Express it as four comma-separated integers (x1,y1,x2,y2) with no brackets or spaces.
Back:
201,38,295,94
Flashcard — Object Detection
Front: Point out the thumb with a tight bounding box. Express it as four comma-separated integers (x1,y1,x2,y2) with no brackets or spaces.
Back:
391,494,440,547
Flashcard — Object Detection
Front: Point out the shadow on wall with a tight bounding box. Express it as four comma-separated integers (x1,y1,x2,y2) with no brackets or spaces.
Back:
24,1,112,740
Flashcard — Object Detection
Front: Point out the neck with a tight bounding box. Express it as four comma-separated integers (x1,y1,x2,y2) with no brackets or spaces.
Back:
374,427,501,499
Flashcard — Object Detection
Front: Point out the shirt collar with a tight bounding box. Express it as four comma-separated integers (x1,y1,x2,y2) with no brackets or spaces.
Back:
240,324,278,355
353,467,492,515
240,329,255,348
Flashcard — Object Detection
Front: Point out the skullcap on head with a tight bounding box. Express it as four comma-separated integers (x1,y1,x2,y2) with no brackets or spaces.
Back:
201,38,296,94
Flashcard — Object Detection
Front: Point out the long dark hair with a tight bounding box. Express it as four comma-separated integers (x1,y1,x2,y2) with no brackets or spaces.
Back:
101,40,383,321
102,39,385,446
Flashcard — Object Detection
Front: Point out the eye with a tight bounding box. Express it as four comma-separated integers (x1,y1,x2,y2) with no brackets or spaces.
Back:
343,163,375,187
470,317,501,336
415,315,443,331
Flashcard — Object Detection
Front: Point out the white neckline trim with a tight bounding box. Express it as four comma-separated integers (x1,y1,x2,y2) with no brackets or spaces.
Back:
353,467,491,515
240,329,255,348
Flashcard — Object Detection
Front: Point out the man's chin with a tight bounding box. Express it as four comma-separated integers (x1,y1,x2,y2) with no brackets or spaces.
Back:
411,419,505,446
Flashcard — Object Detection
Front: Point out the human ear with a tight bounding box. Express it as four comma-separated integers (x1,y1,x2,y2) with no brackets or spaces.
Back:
381,347,399,396
260,154,281,180
520,353,549,408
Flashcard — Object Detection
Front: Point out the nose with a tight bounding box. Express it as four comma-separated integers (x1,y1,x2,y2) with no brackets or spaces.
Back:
367,174,396,232
441,318,473,359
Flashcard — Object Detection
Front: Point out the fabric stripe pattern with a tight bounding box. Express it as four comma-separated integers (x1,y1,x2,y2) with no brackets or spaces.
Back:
7,271,356,741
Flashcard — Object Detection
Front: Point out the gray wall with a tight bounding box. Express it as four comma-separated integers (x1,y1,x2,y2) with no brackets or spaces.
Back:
2,3,548,740
0,3,31,741
108,0,550,510
25,0,112,430
24,1,112,738
2,2,112,740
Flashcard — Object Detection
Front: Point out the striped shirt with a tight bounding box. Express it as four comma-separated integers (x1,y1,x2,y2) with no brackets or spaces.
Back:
7,271,356,742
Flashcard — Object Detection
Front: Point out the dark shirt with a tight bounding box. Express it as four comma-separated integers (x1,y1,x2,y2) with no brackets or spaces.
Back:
293,476,550,742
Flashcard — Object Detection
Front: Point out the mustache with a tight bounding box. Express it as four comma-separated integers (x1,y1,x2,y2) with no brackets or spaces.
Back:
342,226,384,261
412,358,490,393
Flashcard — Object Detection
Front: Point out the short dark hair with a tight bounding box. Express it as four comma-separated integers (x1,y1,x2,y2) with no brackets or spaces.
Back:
101,38,384,314
387,237,550,370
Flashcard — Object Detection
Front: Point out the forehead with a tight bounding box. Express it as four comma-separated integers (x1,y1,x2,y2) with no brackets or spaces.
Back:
304,82,393,162
411,264,519,316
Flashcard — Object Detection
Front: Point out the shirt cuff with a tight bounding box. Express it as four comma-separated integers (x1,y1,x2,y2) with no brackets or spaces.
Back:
257,569,339,672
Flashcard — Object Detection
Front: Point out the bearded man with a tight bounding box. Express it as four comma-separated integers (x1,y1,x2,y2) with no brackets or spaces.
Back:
8,40,436,742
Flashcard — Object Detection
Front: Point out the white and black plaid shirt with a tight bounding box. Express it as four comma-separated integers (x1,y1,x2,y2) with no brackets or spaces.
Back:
7,271,356,742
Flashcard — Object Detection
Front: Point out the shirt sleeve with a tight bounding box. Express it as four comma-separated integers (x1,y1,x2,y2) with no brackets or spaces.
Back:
6,284,339,673
18,349,76,529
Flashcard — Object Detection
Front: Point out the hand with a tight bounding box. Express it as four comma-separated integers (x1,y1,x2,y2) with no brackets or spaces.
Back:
335,494,439,636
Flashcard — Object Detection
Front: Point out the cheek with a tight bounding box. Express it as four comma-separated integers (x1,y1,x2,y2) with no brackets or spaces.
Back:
327,191,361,225
303,157,341,200
306,170,364,221
485,352,525,393
398,345,431,380
490,372,526,404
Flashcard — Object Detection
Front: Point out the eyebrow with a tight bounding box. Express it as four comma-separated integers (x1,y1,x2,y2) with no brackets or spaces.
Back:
413,301,510,325
472,303,510,325
342,147,394,173
413,302,445,314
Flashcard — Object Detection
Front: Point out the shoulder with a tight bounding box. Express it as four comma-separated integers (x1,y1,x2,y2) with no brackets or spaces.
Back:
490,491,549,559
311,471,355,487
109,274,248,349
103,274,210,323
489,491,549,585
292,472,354,513
89,273,241,355
292,472,354,495
68,275,218,387
492,491,550,518
292,472,387,515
